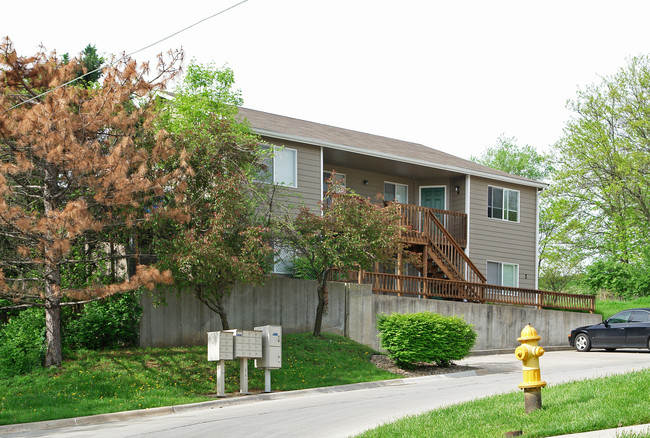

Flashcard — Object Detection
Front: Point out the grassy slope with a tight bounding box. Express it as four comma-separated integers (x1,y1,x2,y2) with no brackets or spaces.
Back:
357,369,650,438
595,297,650,319
0,333,397,426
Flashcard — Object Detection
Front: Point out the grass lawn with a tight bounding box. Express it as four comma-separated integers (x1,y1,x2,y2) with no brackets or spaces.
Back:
0,333,397,426
596,297,650,319
356,369,650,438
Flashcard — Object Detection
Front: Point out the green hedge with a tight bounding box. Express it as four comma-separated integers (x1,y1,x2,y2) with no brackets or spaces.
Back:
0,308,46,378
377,312,476,368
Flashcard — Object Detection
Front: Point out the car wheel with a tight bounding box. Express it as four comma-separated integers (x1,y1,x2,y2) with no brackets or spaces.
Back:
575,333,591,352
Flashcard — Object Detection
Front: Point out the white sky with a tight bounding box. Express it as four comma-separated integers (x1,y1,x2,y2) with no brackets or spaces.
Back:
4,0,650,159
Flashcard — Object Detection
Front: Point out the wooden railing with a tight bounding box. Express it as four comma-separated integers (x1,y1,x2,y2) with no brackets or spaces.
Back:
396,204,485,284
328,271,595,313
397,204,467,247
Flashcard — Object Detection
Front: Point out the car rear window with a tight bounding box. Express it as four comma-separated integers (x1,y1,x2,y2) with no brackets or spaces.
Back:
629,311,650,323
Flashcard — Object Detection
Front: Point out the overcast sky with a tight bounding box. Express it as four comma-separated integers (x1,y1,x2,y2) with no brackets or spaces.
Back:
4,1,650,159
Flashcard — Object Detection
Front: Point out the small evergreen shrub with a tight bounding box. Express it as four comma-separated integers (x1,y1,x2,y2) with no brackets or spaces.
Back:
0,307,45,378
64,292,142,350
291,256,319,280
376,312,476,368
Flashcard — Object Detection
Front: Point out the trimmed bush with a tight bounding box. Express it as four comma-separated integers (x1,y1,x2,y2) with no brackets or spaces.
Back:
0,307,45,378
376,312,476,368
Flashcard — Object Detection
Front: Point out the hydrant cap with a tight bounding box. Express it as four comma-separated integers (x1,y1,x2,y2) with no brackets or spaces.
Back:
517,324,541,342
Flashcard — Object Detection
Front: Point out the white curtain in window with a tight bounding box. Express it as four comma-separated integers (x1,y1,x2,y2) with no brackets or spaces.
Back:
274,148,297,187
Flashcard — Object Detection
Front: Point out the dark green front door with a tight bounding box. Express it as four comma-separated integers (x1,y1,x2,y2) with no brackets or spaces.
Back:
420,187,445,210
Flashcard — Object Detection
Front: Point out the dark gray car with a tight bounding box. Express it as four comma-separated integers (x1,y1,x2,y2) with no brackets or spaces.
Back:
568,308,650,352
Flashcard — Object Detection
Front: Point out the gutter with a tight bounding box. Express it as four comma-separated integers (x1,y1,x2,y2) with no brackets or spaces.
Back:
253,128,549,189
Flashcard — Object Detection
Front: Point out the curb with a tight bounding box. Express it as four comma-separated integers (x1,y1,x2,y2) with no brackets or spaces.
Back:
0,371,478,435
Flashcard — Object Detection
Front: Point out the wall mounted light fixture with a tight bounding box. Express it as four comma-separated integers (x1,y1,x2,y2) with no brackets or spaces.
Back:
363,179,369,185
455,185,461,194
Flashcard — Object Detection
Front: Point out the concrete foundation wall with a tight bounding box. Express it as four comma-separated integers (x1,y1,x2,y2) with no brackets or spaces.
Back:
140,278,602,352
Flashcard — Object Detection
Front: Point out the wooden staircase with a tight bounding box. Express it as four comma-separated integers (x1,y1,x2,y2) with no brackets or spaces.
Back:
395,204,486,286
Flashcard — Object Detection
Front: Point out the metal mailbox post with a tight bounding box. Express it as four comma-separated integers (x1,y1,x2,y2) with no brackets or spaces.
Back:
254,325,282,393
225,329,263,394
207,331,234,397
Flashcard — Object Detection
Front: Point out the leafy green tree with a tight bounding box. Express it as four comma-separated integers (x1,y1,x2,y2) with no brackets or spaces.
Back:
0,38,184,367
153,63,274,330
554,55,650,264
61,44,105,87
470,135,551,181
280,178,405,337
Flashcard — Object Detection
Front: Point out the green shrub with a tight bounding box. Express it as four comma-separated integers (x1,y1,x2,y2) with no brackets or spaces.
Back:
376,312,476,368
584,258,650,299
64,292,142,350
291,256,319,280
0,307,45,378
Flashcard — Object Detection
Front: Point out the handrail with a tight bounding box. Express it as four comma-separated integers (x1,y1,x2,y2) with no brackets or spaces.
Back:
327,271,595,313
397,204,467,247
396,203,484,284
424,209,486,283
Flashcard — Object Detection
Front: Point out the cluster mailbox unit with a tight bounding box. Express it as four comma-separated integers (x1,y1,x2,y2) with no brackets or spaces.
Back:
254,325,282,393
207,325,282,397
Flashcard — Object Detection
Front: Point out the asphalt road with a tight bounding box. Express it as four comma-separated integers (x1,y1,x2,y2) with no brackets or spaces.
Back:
2,349,650,438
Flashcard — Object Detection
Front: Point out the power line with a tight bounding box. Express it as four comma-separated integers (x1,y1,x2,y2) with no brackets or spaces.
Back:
3,0,249,113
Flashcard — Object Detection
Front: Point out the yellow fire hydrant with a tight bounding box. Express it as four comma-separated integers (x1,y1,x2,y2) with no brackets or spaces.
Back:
514,324,546,413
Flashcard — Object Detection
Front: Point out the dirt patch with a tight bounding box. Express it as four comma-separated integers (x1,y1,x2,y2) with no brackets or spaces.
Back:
370,354,477,377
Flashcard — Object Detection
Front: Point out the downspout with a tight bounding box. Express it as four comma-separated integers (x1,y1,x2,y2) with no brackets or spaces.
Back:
535,187,541,290
320,146,324,213
464,174,471,257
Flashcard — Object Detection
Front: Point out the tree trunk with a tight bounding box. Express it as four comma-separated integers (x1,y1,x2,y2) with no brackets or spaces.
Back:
43,164,62,367
215,295,230,331
44,294,62,367
313,276,328,337
195,285,230,330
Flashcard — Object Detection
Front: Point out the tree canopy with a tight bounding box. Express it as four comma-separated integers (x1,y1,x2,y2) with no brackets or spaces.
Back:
280,177,405,336
153,63,274,330
470,135,551,182
0,38,185,366
554,55,650,264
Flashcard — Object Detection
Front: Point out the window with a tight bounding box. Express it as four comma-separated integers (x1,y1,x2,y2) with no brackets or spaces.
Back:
487,261,519,287
273,245,294,274
323,171,346,194
384,182,408,203
488,186,519,222
259,146,297,187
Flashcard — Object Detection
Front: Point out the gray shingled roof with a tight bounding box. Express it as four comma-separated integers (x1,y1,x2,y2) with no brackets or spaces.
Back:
238,107,547,188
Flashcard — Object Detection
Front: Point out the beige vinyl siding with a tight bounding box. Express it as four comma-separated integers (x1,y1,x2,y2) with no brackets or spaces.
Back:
468,176,537,289
450,176,466,213
261,137,321,213
323,164,415,204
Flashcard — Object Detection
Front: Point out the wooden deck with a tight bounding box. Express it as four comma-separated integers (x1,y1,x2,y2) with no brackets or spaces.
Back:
329,271,595,313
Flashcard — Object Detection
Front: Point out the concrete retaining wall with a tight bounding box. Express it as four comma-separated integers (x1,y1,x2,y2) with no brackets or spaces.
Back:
140,278,602,352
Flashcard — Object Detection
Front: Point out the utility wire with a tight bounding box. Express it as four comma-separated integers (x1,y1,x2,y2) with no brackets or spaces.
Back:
4,0,249,113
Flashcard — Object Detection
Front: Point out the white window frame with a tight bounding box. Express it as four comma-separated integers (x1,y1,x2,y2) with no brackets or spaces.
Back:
273,244,294,274
384,181,408,203
323,171,346,193
273,147,297,188
487,185,519,223
486,261,519,287
259,146,298,188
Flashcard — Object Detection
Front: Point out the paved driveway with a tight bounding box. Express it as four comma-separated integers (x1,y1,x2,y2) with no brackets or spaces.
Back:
2,350,650,438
